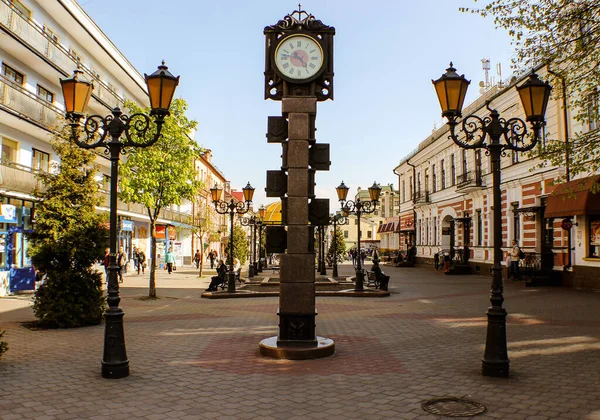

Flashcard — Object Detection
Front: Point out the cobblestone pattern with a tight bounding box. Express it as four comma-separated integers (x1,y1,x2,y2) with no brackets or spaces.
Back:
1,263,599,419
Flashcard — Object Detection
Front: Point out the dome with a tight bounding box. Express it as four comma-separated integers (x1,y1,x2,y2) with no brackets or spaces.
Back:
263,201,282,224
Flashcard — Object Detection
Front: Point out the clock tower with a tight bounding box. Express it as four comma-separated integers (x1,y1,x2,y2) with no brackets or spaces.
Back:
260,7,335,359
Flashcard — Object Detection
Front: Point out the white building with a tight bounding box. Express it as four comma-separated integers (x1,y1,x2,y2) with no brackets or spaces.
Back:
0,0,196,295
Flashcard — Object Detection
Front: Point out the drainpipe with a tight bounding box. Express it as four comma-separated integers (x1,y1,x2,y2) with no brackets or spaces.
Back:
406,160,417,249
548,69,572,269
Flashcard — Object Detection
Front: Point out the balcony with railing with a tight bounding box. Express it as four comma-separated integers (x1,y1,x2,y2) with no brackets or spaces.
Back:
0,0,124,107
97,190,191,225
0,74,61,130
414,190,429,206
456,170,485,192
0,160,45,194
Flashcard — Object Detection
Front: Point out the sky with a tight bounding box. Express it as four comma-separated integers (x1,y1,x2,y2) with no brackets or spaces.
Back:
79,0,516,209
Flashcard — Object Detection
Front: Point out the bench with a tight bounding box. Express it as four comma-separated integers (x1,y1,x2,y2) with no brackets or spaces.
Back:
366,270,390,291
216,268,242,290
271,266,280,273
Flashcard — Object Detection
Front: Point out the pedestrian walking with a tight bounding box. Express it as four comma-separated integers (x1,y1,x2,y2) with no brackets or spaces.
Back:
138,249,146,274
165,247,176,274
133,247,140,274
116,246,127,283
194,249,201,269
209,250,215,269
510,240,521,279
102,248,110,282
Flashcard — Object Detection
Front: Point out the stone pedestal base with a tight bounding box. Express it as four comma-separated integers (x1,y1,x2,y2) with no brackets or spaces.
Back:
259,336,335,360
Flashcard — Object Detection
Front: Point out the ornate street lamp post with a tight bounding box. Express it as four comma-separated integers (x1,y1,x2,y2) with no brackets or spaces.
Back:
60,62,180,379
336,181,382,291
330,213,349,278
210,182,255,292
433,63,552,378
240,205,265,278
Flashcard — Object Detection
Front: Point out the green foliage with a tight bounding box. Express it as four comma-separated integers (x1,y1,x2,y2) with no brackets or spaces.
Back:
119,98,202,298
461,0,600,178
28,128,106,328
232,224,249,265
327,228,346,266
0,330,8,358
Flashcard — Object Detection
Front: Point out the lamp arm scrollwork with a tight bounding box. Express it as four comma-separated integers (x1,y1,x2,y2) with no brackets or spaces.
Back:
447,116,487,150
68,114,109,149
503,117,542,152
214,200,231,215
122,113,165,148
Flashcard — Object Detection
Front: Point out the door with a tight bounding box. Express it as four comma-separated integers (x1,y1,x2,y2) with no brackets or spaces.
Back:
8,226,35,293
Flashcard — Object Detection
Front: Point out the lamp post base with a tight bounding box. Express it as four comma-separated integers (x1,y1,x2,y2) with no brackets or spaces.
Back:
249,265,255,277
227,272,237,293
354,268,365,292
101,309,129,379
482,306,510,378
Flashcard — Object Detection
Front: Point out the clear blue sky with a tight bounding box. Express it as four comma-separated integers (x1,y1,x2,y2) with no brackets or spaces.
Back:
80,0,515,209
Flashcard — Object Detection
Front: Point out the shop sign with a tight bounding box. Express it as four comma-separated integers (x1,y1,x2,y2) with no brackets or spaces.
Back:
156,225,166,239
0,205,17,223
121,220,134,232
561,218,573,231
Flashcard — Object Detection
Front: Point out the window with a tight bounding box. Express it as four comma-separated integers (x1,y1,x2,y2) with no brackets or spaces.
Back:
343,230,348,239
477,210,482,246
588,217,600,257
1,63,24,85
37,85,54,103
367,231,372,239
441,160,446,189
409,176,413,200
433,217,437,245
451,154,456,186
462,149,468,175
102,175,110,191
512,203,521,243
424,169,429,193
475,150,482,177
432,164,437,193
512,150,520,164
354,218,358,225
402,180,405,203
587,91,599,131
1,138,18,163
10,0,31,18
32,149,49,172
359,230,362,239
417,172,421,194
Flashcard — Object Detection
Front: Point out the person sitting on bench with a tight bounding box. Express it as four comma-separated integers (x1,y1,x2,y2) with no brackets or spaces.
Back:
371,256,390,291
206,259,227,291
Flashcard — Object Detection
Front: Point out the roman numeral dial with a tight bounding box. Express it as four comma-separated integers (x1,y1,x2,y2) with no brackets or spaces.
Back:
274,34,324,82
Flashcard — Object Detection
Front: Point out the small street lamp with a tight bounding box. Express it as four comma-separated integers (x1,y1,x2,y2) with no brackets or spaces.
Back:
336,181,382,291
210,182,255,292
330,213,349,278
433,63,552,378
60,62,179,379
240,204,265,278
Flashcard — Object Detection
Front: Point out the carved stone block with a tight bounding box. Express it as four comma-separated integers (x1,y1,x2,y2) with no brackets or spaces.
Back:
286,197,308,225
265,226,287,253
288,168,309,197
280,254,316,283
309,198,330,226
288,113,310,140
266,116,288,142
265,170,287,197
286,226,312,254
309,143,331,170
282,97,317,115
287,140,310,168
279,283,316,313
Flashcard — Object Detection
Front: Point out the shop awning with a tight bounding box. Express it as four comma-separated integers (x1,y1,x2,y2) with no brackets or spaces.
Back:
545,176,600,218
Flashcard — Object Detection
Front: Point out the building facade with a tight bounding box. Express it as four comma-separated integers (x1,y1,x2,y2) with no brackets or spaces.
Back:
0,0,230,295
394,67,600,290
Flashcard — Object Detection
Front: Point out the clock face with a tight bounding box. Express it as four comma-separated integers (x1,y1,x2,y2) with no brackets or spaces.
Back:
274,34,324,81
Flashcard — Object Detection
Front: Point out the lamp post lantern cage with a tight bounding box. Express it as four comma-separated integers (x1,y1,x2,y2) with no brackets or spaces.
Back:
433,63,552,378
60,62,180,379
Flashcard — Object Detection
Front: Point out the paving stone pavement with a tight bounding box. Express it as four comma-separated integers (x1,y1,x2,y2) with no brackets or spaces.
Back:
1,262,600,419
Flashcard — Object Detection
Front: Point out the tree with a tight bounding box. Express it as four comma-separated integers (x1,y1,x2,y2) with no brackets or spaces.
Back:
119,98,202,298
462,1,600,178
190,199,214,278
327,228,346,266
29,130,106,328
232,224,249,265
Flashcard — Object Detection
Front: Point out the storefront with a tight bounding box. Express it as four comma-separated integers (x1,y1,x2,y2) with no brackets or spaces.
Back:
545,176,600,290
0,198,35,296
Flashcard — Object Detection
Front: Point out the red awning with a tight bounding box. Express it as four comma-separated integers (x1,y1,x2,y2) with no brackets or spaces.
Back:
545,176,600,218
